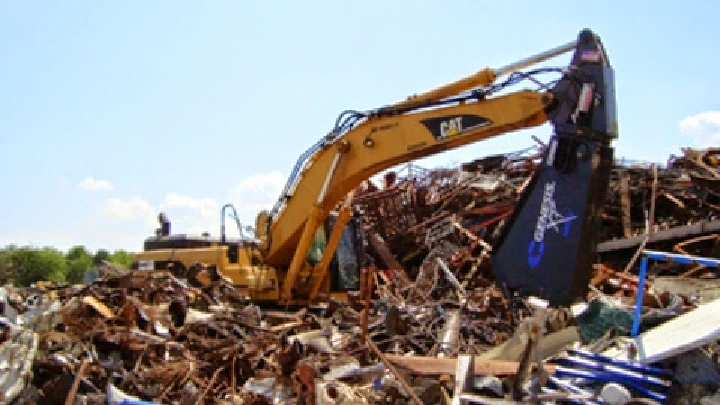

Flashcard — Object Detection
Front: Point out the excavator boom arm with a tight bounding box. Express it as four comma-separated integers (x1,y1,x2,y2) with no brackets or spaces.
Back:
260,29,617,306
264,89,553,266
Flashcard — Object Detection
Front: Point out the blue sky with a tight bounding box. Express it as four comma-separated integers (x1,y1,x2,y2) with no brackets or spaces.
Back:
1,1,719,252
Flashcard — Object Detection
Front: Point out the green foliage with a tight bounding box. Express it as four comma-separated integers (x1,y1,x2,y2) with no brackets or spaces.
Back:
0,245,14,285
9,246,68,287
0,244,135,287
93,249,110,265
66,245,93,285
109,250,133,269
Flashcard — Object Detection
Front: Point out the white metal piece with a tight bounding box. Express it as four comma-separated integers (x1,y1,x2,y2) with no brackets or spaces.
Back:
494,40,576,78
317,151,343,204
602,297,720,364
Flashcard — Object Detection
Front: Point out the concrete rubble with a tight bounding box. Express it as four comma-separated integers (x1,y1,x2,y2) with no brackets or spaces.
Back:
2,144,720,404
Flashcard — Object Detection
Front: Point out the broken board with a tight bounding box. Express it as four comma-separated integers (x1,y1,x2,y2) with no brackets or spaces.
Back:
602,297,720,364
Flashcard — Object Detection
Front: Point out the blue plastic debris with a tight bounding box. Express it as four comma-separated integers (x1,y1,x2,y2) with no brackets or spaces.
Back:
633,249,720,337
107,383,163,405
546,349,673,403
373,377,383,390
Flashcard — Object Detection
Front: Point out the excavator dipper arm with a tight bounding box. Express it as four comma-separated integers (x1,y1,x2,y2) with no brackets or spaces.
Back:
259,29,617,305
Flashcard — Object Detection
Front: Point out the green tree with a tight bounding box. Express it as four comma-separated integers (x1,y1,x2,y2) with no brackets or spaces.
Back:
10,246,67,286
93,249,110,265
65,245,93,284
108,250,133,269
0,245,16,285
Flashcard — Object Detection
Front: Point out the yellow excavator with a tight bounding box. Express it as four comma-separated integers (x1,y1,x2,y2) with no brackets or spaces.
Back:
132,29,618,307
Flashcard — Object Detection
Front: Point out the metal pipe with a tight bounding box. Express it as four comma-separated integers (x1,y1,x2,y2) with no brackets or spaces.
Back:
436,257,467,301
438,309,460,356
317,151,343,204
632,256,649,337
494,40,576,77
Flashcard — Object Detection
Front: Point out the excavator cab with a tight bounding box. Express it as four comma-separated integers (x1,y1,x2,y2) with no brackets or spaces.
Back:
319,212,364,291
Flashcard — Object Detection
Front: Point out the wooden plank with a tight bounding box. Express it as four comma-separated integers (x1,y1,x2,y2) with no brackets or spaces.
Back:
384,354,556,377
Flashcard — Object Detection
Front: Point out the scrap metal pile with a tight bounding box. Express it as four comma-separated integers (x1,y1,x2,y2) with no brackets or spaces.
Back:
0,270,574,405
1,272,395,405
353,145,541,287
349,143,720,402
2,145,720,404
352,145,720,284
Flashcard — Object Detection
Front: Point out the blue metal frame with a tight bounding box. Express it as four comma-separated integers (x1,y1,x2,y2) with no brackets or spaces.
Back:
632,249,720,336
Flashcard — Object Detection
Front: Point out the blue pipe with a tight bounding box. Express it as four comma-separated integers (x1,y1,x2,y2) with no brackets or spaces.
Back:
632,256,649,337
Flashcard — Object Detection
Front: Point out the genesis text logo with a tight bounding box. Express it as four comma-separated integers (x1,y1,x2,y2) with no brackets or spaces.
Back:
527,181,577,269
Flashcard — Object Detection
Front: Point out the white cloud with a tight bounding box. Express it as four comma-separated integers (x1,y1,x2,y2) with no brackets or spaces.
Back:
235,171,286,191
100,193,220,224
2,171,290,252
157,193,221,236
77,176,113,191
161,193,217,219
679,111,720,147
101,197,157,226
93,170,286,243
231,170,286,213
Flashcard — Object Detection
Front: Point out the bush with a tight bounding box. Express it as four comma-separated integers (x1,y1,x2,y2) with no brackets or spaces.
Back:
0,245,135,287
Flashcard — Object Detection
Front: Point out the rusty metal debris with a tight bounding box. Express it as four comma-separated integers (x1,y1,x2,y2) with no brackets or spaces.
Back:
354,145,720,292
2,144,720,404
350,144,720,403
0,269,548,404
